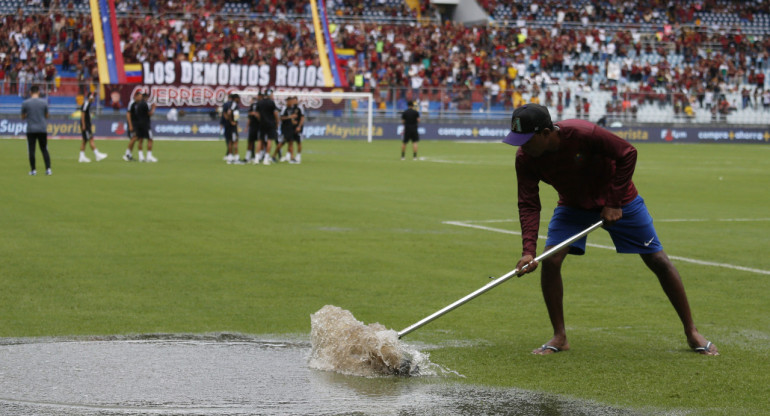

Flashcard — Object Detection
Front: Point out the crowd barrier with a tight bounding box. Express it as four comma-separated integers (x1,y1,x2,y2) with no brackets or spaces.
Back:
4,82,770,125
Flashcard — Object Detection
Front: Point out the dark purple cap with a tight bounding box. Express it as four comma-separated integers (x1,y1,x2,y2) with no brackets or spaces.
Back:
503,104,553,146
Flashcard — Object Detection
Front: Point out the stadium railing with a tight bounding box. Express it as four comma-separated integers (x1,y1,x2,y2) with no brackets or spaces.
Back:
2,81,768,127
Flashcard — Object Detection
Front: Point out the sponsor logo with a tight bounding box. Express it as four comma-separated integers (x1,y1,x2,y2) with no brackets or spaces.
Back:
436,126,509,139
0,120,83,136
325,124,383,139
396,126,426,135
196,124,222,134
300,124,383,139
477,127,509,137
303,125,327,138
609,128,649,141
154,124,193,135
644,237,655,247
110,122,126,134
437,127,474,137
732,131,764,141
146,123,224,136
661,129,687,141
697,131,730,141
0,119,27,135
47,121,82,136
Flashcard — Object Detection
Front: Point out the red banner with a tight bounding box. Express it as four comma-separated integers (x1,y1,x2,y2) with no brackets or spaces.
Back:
103,84,348,109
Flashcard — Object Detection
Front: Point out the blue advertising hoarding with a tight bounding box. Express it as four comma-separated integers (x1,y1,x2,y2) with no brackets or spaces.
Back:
1,117,769,144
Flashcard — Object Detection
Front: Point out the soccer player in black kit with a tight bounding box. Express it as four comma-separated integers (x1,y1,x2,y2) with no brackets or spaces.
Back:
78,92,108,163
221,93,241,164
279,96,304,164
135,92,157,162
123,91,156,162
246,91,264,163
255,89,279,165
123,90,141,161
401,100,420,160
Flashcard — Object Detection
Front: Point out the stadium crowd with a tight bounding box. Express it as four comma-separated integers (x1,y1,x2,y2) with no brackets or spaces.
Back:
2,0,770,122
478,0,770,25
1,11,95,96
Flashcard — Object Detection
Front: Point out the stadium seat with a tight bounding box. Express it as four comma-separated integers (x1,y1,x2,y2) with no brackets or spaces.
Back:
0,96,24,106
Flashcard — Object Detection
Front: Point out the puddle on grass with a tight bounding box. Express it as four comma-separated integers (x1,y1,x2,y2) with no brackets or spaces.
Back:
0,333,647,416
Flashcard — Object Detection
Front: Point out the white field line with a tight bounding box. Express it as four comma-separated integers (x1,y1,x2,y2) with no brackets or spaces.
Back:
656,218,770,222
418,157,475,164
452,218,770,224
442,220,770,276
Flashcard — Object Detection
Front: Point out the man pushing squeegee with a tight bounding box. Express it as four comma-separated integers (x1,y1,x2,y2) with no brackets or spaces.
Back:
398,104,718,357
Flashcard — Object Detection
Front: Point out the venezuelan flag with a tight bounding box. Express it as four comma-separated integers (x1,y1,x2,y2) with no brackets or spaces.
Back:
309,0,334,87
125,63,143,83
336,48,356,60
89,0,126,84
309,0,347,88
318,0,345,87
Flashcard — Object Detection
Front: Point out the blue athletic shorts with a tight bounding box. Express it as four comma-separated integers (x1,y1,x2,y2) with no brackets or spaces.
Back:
545,196,663,255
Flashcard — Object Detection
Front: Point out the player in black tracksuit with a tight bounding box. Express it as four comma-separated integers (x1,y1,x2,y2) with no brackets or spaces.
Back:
123,91,155,162
280,96,304,163
255,89,279,165
246,91,263,163
134,93,157,162
401,100,420,160
123,91,141,161
78,92,107,162
221,93,241,163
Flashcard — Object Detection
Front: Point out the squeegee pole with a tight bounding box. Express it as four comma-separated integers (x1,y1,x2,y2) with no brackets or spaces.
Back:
397,220,604,339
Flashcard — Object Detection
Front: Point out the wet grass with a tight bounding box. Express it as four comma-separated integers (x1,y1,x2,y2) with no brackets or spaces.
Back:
1,138,769,415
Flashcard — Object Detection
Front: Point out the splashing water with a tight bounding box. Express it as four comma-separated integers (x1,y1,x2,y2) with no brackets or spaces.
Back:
309,305,442,377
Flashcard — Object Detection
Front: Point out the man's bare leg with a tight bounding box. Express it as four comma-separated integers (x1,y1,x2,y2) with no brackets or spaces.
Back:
641,251,718,355
533,246,571,355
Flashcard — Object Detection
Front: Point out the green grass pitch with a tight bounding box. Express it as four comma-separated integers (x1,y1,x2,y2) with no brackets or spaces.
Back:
1,138,769,415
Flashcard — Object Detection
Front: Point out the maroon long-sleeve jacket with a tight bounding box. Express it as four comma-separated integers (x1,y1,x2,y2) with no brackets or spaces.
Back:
515,119,639,257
